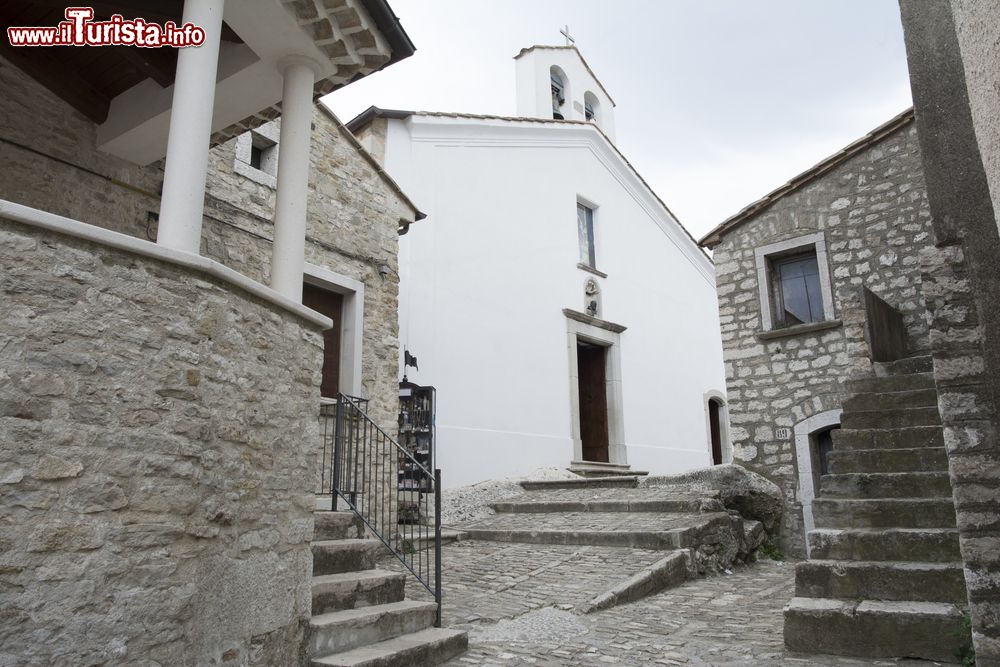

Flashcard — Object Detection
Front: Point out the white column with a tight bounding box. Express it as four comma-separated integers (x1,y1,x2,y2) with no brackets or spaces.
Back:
156,0,225,254
270,57,319,302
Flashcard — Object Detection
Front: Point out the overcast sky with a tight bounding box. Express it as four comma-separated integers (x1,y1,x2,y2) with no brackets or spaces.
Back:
322,0,913,241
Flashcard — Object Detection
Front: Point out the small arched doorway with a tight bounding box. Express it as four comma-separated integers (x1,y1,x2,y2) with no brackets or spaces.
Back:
709,399,724,465
703,391,730,465
794,409,842,556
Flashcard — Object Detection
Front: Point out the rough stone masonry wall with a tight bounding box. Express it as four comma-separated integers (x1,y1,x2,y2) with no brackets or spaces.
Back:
712,123,933,556
0,220,324,666
201,109,409,428
0,57,162,239
900,2,1000,661
199,111,409,528
0,57,410,430
921,242,1000,663
0,59,415,665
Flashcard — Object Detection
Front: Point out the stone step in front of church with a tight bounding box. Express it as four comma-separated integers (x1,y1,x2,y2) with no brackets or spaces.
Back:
783,355,971,662
453,475,767,609
459,510,738,549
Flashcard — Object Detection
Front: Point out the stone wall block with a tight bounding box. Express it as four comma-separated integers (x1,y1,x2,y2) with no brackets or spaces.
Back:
0,221,324,665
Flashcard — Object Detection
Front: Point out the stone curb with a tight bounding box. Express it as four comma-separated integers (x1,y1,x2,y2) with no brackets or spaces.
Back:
519,476,641,491
576,549,691,614
457,528,686,550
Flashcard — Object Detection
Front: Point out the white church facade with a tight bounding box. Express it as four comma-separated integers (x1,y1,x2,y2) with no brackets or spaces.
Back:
347,45,728,488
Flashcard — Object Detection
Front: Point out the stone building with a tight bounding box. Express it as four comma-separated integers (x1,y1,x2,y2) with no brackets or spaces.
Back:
348,44,728,488
698,108,934,556
0,1,437,664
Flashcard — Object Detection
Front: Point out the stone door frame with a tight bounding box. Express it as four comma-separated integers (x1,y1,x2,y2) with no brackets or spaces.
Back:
794,408,842,557
564,310,627,467
703,390,732,465
304,262,364,398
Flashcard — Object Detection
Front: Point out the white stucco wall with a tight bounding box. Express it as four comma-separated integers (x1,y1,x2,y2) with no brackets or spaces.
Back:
384,115,725,488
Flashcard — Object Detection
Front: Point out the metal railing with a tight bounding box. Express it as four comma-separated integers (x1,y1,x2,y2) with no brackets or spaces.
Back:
319,394,442,627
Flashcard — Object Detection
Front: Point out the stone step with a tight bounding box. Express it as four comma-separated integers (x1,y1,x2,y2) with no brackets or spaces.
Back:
460,512,733,550
819,472,953,499
839,406,941,430
795,560,967,603
311,627,468,667
874,355,934,376
520,476,640,491
313,539,385,576
783,597,968,662
812,498,957,529
846,372,935,395
460,527,685,550
312,570,407,616
831,426,944,451
842,388,939,412
827,446,949,474
402,528,466,551
577,550,691,614
569,462,649,478
315,511,364,541
307,600,437,657
808,528,961,562
490,497,724,514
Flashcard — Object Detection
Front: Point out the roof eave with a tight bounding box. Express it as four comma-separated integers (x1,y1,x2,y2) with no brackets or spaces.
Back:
697,107,916,249
358,0,416,67
344,105,415,134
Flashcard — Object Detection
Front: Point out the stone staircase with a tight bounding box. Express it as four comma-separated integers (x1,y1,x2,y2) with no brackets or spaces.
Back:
784,354,971,662
456,475,765,608
306,511,468,666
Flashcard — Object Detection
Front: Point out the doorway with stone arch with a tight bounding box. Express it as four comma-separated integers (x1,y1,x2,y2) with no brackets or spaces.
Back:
703,391,731,465
794,409,842,556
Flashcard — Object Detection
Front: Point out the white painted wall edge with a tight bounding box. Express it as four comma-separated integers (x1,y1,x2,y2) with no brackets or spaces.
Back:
0,199,331,330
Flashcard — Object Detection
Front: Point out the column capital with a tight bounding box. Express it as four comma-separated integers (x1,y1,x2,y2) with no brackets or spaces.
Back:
276,55,323,79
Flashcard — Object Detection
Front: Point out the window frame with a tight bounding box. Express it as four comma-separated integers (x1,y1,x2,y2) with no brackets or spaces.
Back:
753,232,835,332
234,122,280,188
577,201,597,269
769,250,825,327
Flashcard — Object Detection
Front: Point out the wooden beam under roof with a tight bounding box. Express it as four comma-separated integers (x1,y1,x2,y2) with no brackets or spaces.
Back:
0,39,111,123
109,45,177,88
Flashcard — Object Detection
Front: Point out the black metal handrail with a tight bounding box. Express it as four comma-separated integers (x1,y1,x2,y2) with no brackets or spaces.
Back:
320,393,442,627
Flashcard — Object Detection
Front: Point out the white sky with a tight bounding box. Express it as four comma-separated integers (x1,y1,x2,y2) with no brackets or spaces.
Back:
322,0,913,242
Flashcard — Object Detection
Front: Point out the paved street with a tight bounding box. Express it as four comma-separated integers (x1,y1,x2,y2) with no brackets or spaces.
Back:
396,541,933,666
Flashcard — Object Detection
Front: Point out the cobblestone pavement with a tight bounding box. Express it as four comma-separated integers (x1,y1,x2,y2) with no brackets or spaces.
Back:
388,540,676,625
413,541,931,666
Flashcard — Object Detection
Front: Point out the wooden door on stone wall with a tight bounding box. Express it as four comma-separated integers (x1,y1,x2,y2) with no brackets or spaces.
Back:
302,283,343,399
577,342,610,463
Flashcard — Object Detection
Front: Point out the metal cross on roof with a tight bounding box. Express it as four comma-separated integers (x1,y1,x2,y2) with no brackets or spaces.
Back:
560,25,575,46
